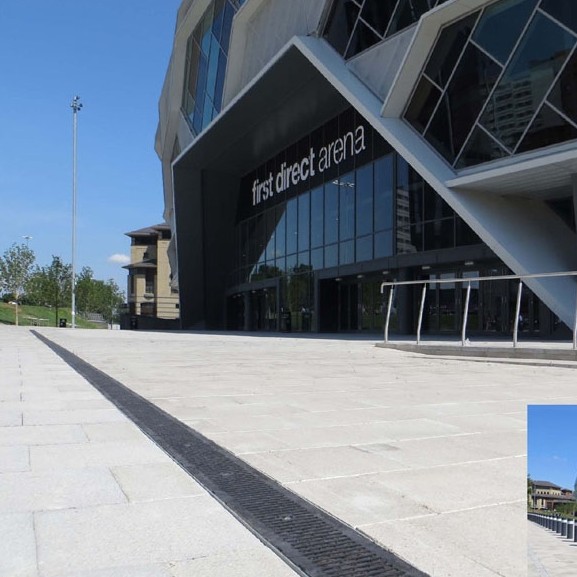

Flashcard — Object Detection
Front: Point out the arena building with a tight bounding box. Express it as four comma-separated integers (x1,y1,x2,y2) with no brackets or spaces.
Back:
156,0,577,336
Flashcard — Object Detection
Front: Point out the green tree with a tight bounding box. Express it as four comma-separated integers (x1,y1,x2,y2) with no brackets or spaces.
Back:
27,257,72,327
75,267,124,324
0,243,36,325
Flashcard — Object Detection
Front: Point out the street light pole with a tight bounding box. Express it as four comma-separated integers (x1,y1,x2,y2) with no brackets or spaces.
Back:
71,96,82,329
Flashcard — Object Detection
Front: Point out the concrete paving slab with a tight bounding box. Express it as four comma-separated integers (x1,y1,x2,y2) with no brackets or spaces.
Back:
242,444,406,482
29,440,173,471
363,502,524,577
0,408,22,426
81,422,149,443
0,445,29,472
0,424,87,446
0,512,37,577
0,468,127,513
289,474,432,526
167,549,300,577
54,565,173,577
110,463,205,502
23,407,126,426
34,497,284,577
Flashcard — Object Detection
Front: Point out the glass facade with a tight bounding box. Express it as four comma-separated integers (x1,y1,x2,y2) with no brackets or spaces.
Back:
324,0,450,59
228,109,481,331
181,0,246,135
405,0,577,168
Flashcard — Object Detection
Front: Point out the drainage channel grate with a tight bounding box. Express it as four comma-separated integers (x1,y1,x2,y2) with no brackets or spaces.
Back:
33,331,430,577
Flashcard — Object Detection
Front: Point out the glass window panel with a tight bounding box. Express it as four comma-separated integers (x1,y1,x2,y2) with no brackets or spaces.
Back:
196,54,209,98
456,126,509,168
345,19,382,58
517,102,577,153
455,217,481,246
427,44,502,162
324,0,361,55
473,0,538,65
374,155,394,232
212,0,226,40
361,0,397,36
424,95,454,161
541,0,577,35
264,208,276,263
424,218,455,250
356,164,373,237
310,186,324,248
275,204,286,257
356,235,373,262
547,50,577,126
324,180,339,245
424,183,453,221
205,37,220,99
297,251,310,267
339,240,354,265
339,172,355,241
202,93,214,127
213,49,227,110
481,13,576,149
220,1,235,54
425,12,479,88
387,0,433,37
374,230,393,258
324,244,338,268
406,77,442,133
396,224,422,253
200,12,213,56
286,197,298,255
311,247,324,271
286,253,297,273
298,192,310,252
193,105,203,134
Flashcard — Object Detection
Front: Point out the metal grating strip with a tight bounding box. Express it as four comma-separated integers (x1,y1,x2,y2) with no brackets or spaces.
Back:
33,331,430,577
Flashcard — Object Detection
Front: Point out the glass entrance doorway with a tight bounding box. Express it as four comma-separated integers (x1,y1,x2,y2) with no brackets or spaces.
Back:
250,287,277,331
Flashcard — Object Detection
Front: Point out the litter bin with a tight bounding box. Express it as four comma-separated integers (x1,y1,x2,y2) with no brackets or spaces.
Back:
59,318,67,328
281,310,292,332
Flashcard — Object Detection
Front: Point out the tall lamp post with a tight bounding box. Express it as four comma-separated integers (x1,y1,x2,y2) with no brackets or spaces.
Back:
71,96,83,329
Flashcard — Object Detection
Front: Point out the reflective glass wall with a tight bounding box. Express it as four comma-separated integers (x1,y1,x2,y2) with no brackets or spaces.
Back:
181,0,246,135
231,108,480,288
324,0,449,59
405,0,577,168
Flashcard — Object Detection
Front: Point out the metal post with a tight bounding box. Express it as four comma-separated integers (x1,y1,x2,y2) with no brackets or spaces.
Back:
384,286,394,344
70,96,82,329
416,283,427,345
461,281,471,347
513,280,523,348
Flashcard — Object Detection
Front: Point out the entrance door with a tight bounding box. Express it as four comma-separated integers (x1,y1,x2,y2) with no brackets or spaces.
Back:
250,287,277,331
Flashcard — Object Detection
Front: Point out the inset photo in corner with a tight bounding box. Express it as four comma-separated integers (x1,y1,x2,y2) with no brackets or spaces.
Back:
527,405,577,575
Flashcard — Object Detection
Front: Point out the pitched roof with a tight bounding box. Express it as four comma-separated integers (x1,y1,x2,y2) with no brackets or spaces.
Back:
125,223,170,238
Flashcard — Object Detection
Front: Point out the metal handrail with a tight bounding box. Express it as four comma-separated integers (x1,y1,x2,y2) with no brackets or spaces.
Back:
380,270,577,350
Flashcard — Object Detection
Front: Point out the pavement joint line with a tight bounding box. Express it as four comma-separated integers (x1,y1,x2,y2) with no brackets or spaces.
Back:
32,330,432,577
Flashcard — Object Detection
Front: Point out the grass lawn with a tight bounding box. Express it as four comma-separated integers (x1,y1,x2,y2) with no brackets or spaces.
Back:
0,302,107,329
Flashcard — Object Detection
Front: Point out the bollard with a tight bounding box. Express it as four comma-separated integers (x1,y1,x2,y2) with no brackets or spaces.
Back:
568,520,574,540
562,519,568,537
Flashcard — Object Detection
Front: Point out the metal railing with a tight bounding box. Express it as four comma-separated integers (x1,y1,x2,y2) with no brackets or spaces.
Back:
380,271,577,350
528,512,577,542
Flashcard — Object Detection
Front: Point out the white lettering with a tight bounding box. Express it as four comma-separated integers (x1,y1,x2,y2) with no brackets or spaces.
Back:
252,124,367,206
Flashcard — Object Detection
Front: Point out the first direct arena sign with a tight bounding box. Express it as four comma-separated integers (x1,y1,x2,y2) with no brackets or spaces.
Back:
252,125,366,207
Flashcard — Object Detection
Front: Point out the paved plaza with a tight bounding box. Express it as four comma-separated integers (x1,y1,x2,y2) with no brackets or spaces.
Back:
2,326,577,576
528,521,577,576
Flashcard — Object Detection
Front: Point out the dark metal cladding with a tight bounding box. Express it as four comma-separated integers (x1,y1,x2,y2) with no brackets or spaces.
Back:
32,331,430,577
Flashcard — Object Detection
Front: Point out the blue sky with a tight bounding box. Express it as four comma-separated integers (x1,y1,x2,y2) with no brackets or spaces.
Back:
0,0,182,291
528,405,577,489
